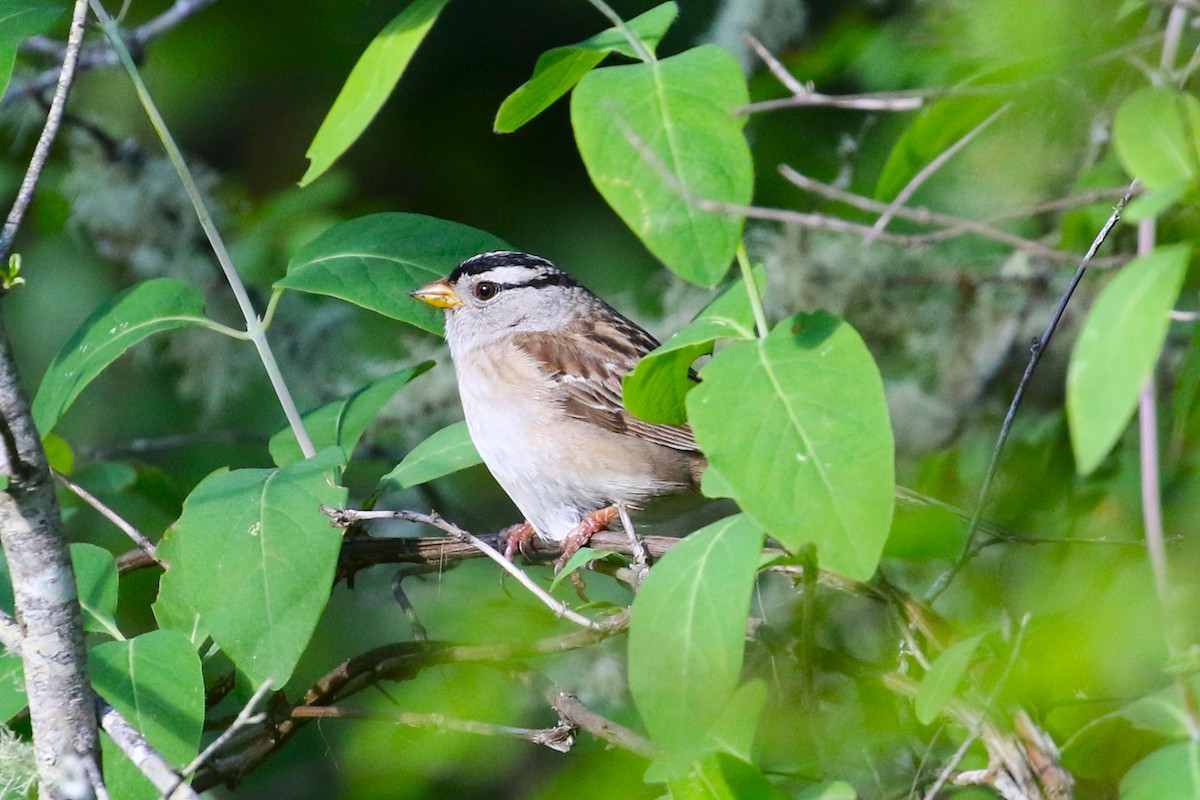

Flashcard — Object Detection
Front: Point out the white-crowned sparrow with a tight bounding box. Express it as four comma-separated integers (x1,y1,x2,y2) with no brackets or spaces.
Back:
410,251,706,567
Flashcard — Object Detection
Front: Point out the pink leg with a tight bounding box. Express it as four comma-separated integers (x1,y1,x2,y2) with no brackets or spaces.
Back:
553,506,620,574
500,522,535,561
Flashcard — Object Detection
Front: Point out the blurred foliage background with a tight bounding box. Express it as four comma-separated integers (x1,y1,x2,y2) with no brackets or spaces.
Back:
2,0,1195,797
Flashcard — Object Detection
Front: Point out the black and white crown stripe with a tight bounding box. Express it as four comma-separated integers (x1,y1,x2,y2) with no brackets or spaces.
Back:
449,251,580,293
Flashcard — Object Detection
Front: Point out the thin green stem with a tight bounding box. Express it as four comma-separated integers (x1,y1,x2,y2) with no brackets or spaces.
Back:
261,287,285,330
90,1,315,460
585,0,654,62
736,242,769,338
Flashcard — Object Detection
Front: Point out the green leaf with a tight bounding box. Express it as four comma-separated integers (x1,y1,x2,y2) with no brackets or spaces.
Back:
494,2,678,133
875,95,1005,201
624,267,763,424
32,278,208,434
1068,243,1191,475
630,514,764,775
0,648,25,721
571,45,753,286
797,782,857,800
1124,182,1188,222
0,0,64,98
91,631,203,800
703,679,767,763
687,313,895,580
379,420,482,489
69,543,119,639
549,548,620,592
269,361,433,467
278,212,510,335
915,634,984,725
1120,740,1200,800
299,0,450,186
153,447,348,688
42,432,74,474
1114,87,1200,191
666,752,785,800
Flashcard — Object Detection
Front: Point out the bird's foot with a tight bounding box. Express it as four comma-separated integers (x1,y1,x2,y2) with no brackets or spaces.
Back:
553,505,620,574
500,521,536,561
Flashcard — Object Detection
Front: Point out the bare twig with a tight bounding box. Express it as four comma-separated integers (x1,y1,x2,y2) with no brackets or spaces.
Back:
868,103,1010,241
540,683,654,758
96,701,199,800
6,0,219,105
177,680,273,787
0,0,89,265
921,732,979,800
616,503,649,585
54,470,161,566
927,181,1139,602
779,165,1125,266
743,33,806,95
288,706,577,752
323,507,624,632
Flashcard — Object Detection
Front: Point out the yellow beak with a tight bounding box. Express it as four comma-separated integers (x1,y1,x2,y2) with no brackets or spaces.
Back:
409,278,464,309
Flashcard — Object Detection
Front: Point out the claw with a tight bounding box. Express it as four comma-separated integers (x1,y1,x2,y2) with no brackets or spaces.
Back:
500,522,535,561
553,505,620,574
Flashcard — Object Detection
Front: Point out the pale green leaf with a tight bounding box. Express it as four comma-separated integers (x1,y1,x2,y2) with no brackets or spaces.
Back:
571,45,753,286
687,313,895,580
875,95,1005,201
153,447,348,687
32,278,208,434
91,631,203,800
494,2,678,133
1114,87,1200,191
380,420,483,489
0,648,25,721
624,266,763,424
630,514,764,775
797,782,857,800
666,752,784,800
269,361,433,466
300,0,449,186
549,548,620,592
69,543,119,638
278,212,510,335
0,0,63,98
1120,740,1200,800
915,634,984,725
1068,243,1191,474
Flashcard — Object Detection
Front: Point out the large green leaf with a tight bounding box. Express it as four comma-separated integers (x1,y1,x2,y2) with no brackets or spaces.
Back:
278,213,510,335
269,361,433,467
1120,740,1200,800
687,313,895,580
91,631,203,800
153,447,348,687
0,0,64,98
380,420,482,489
624,267,763,424
914,634,983,725
629,514,764,776
1114,87,1200,191
875,95,1005,202
1068,243,1191,475
32,278,208,434
494,2,678,133
299,0,449,186
571,45,753,286
70,543,119,639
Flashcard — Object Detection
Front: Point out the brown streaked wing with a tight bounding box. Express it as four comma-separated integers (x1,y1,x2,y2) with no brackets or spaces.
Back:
513,318,699,453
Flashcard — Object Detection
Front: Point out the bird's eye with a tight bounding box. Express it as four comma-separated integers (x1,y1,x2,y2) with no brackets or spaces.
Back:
473,281,500,301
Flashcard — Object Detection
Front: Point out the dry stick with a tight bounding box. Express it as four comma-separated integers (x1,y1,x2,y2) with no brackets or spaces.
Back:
288,706,577,752
7,0,219,104
535,679,655,758
324,507,621,632
0,0,89,264
700,198,1129,268
54,471,161,565
97,701,200,800
868,103,1010,242
742,33,926,113
89,0,316,460
780,164,1129,265
926,181,1139,603
163,680,273,799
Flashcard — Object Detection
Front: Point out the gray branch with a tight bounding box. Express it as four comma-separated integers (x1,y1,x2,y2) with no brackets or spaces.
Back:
0,324,99,798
